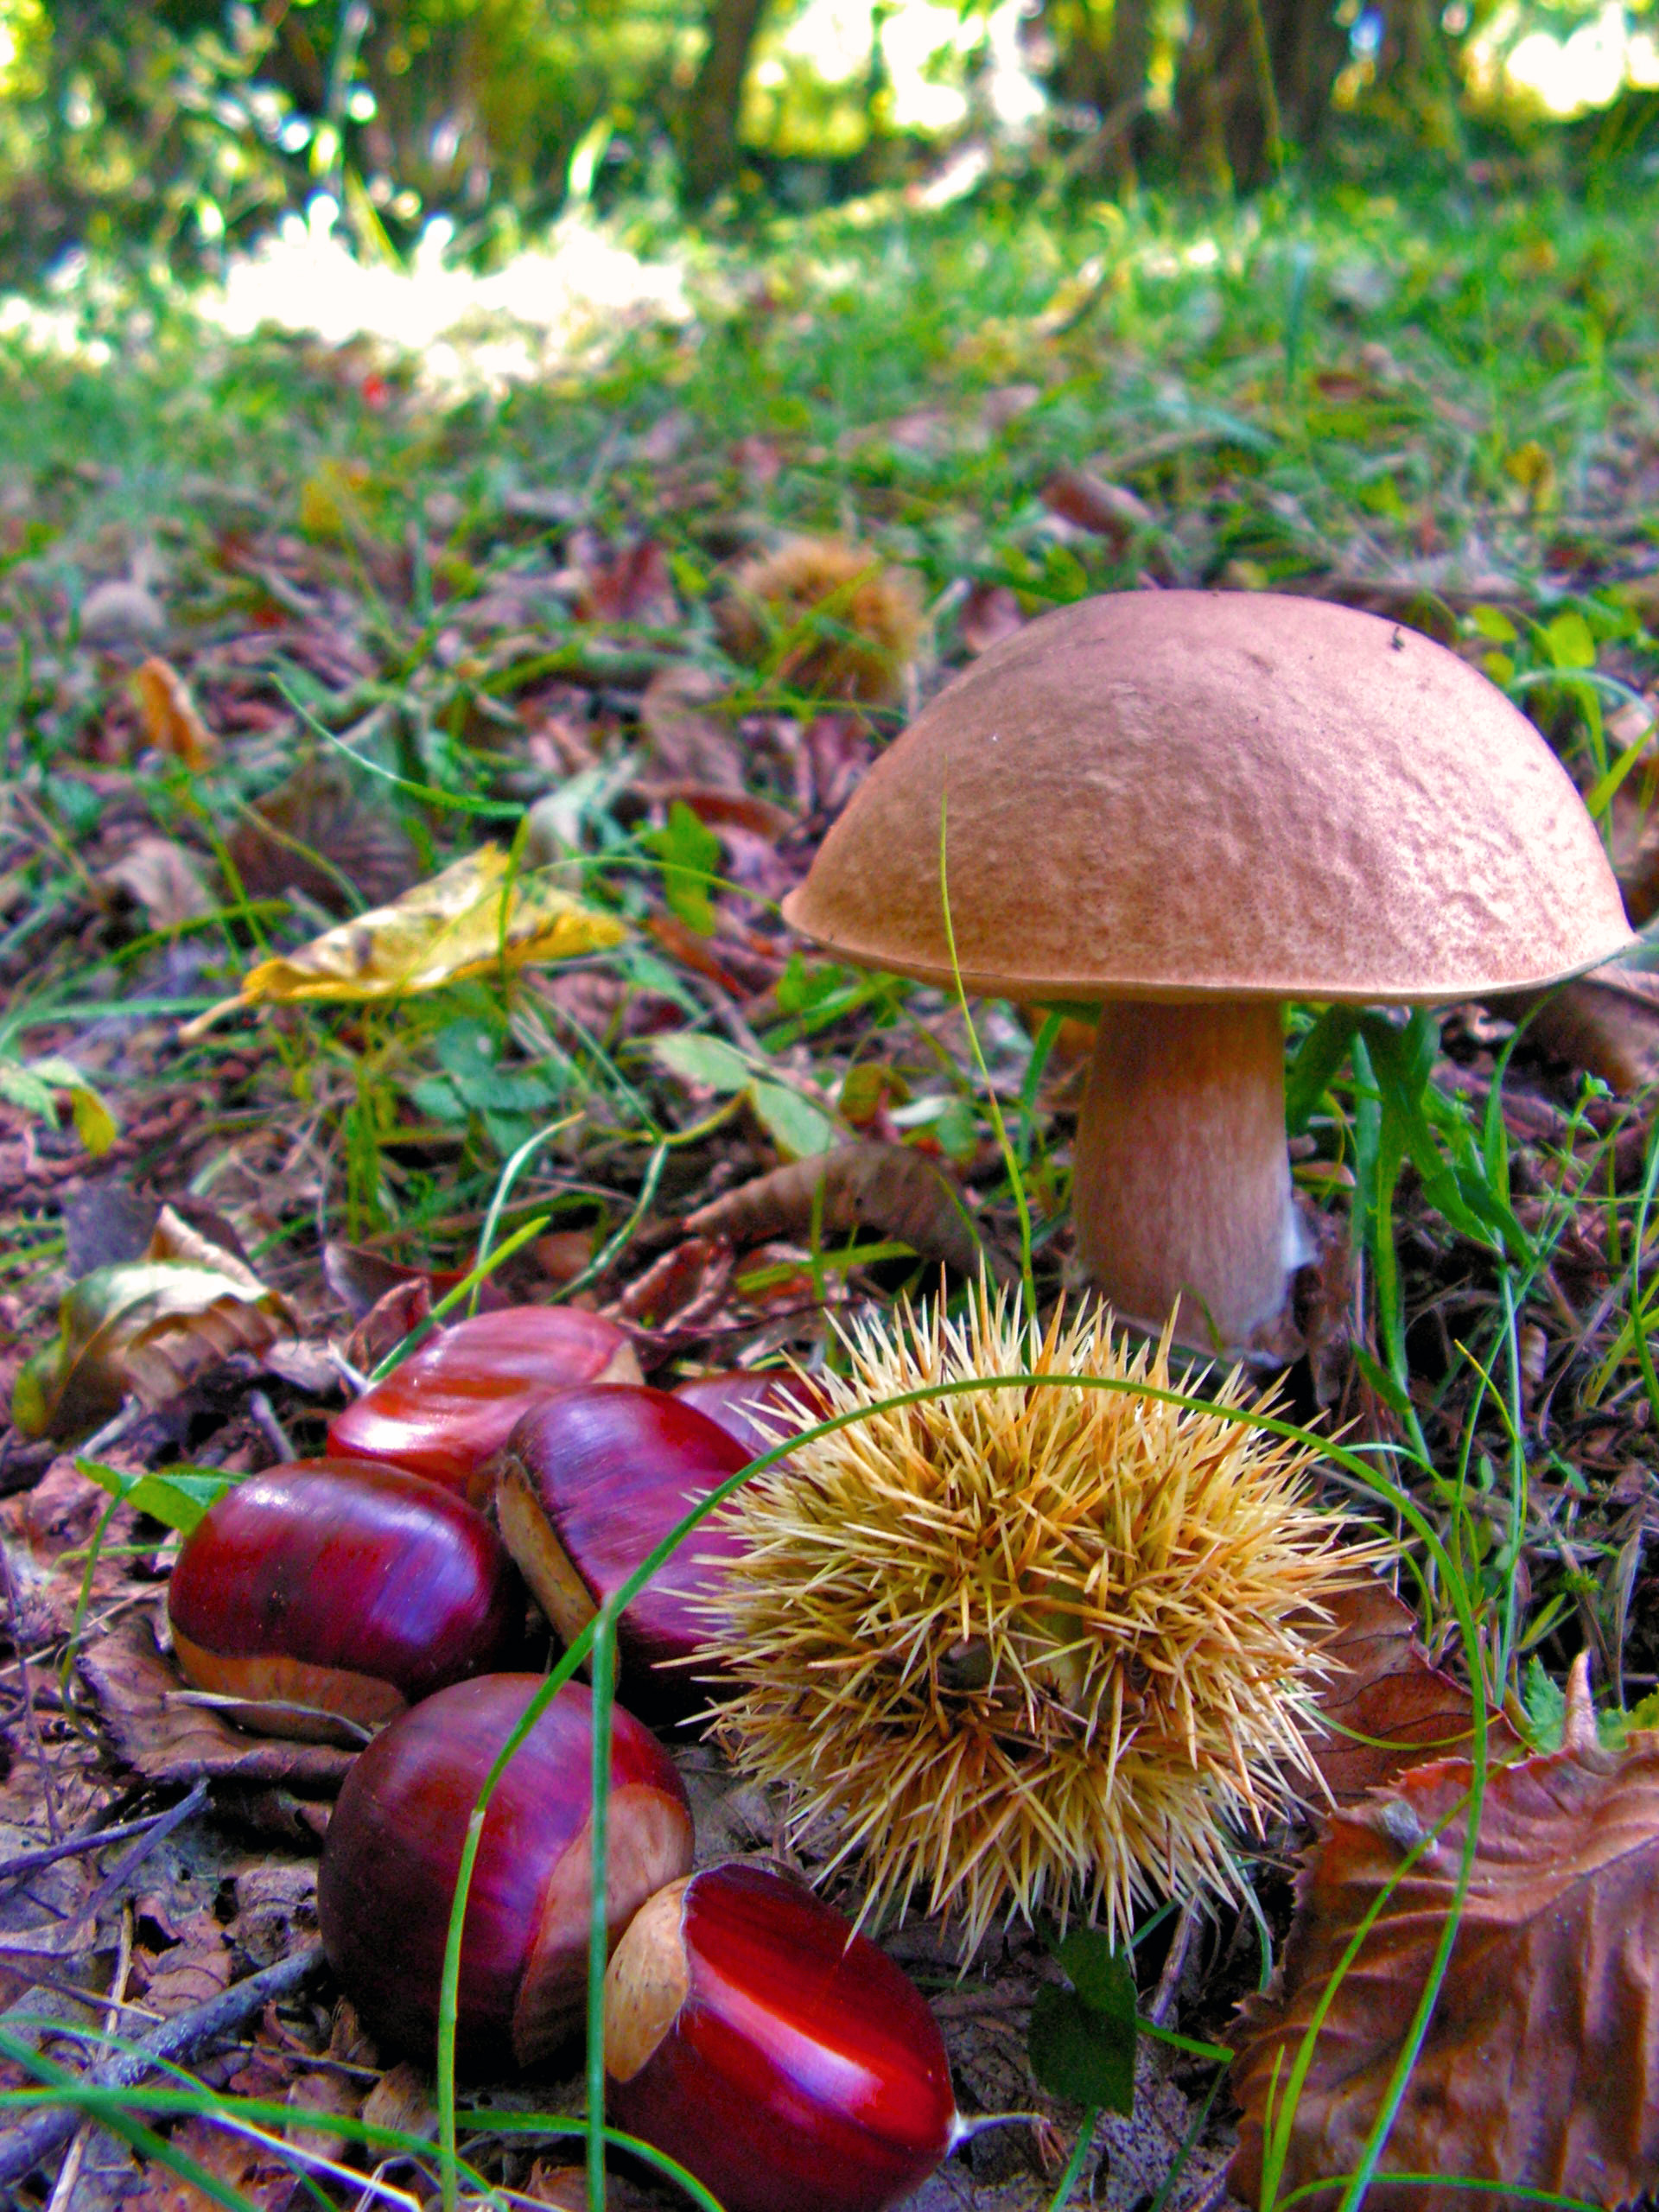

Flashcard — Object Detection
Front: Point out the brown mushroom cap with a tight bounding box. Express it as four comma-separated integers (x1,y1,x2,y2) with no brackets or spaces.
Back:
782,591,1635,1003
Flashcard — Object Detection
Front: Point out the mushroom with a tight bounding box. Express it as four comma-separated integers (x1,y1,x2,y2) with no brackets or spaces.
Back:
782,591,1634,1346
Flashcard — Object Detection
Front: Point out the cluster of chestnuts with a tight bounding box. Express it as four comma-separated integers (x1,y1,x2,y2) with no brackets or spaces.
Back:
165,1301,959,2212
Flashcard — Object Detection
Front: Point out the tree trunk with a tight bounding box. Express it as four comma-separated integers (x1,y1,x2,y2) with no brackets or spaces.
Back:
1049,0,1154,184
682,0,770,204
1173,0,1347,188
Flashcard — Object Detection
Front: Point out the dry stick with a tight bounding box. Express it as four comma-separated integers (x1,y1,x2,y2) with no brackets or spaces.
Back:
0,1783,208,1901
1147,1897,1201,2031
79,1782,211,1924
0,1543,60,1842
0,1942,327,2189
45,1904,134,2212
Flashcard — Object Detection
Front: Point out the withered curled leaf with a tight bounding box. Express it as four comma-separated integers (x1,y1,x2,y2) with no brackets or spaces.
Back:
13,1209,294,1439
1230,1712,1659,2212
685,1139,1007,1282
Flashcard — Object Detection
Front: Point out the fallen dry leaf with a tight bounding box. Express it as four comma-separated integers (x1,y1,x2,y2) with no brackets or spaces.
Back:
1492,960,1659,1091
130,2115,302,2212
1307,1579,1517,1803
12,1228,293,1440
359,2058,435,2141
637,662,746,791
141,1918,237,2017
610,1234,734,1332
959,582,1025,657
228,754,419,915
132,656,217,767
79,1611,353,1790
686,1141,1006,1283
200,844,626,1018
100,835,217,931
573,531,678,627
1042,467,1155,549
1231,1691,1659,2211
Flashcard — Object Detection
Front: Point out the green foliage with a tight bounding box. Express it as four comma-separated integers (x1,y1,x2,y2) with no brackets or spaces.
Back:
1027,1927,1139,2113
77,1454,236,1535
0,1052,116,1154
650,1029,839,1156
642,798,721,935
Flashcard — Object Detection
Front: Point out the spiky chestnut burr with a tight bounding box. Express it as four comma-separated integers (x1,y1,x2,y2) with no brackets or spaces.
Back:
715,537,922,705
702,1281,1371,1952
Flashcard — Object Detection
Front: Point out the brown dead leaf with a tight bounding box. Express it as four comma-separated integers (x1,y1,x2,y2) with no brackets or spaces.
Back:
959,582,1025,657
1231,1712,1659,2211
1307,1580,1516,1803
100,835,216,931
79,1611,353,1790
1492,961,1659,1091
228,756,419,916
611,1235,734,1332
637,663,745,791
359,2058,435,2142
322,1240,511,1325
132,657,217,767
523,2164,662,2209
142,1919,236,2018
12,1217,295,1439
573,533,678,627
1042,467,1154,549
130,2115,302,2211
804,709,875,816
284,2066,361,2164
642,781,797,842
686,1141,1007,1283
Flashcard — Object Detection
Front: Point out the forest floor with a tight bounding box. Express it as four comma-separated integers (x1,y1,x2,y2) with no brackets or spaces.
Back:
3,167,1659,2211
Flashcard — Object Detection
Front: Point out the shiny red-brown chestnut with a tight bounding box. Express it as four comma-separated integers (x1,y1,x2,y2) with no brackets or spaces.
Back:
671,1369,828,1463
317,1674,693,2071
605,1862,959,2212
167,1460,519,1742
327,1305,642,1499
493,1385,751,1719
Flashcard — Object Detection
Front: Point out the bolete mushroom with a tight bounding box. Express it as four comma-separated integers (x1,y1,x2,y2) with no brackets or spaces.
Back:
782,591,1634,1345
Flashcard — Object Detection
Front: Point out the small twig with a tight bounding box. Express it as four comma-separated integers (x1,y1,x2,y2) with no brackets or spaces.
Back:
1,1544,60,1842
45,1904,133,2212
247,1391,296,1465
76,1401,153,1462
0,1788,206,1901
0,1942,328,2189
1147,1897,1202,2030
79,1781,209,1924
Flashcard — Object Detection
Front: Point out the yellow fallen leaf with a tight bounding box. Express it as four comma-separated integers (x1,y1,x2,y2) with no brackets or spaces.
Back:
214,845,625,1014
132,657,217,767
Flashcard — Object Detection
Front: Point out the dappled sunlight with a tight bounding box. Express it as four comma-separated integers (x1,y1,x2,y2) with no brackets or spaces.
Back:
1474,0,1659,116
198,195,692,395
755,0,1044,139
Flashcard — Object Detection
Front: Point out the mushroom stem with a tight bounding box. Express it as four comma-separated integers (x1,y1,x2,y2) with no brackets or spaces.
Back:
1071,1000,1298,1346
